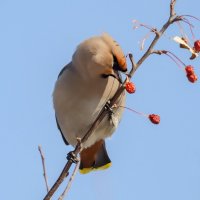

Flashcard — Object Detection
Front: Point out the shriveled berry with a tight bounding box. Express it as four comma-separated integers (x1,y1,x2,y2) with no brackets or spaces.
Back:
185,65,194,75
125,82,136,94
149,114,160,124
180,37,189,49
187,73,198,83
194,40,200,52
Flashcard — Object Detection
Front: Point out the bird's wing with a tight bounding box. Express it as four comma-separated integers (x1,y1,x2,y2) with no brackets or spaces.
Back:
55,64,70,145
55,114,69,145
58,65,68,78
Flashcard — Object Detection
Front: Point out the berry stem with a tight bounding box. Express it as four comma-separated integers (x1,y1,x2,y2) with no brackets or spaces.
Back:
181,15,200,22
132,20,157,34
182,18,194,28
116,105,148,118
158,50,187,72
176,21,189,41
165,53,184,70
166,51,186,66
181,18,196,41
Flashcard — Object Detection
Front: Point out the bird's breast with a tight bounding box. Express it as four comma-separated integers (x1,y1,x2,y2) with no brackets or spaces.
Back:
53,71,125,147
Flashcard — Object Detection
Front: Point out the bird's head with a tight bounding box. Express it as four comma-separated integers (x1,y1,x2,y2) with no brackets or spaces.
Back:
72,33,127,81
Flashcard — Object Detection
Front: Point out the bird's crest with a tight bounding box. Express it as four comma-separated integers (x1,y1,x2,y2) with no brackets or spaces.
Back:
101,33,127,72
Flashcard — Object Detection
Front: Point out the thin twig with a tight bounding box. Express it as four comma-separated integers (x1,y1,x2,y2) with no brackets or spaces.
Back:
140,31,153,51
135,0,177,71
58,161,80,200
176,21,188,40
38,145,50,193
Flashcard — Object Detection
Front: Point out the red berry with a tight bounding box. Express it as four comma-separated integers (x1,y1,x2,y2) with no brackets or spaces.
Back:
149,114,160,124
194,40,200,52
125,82,136,94
187,73,198,83
185,65,194,75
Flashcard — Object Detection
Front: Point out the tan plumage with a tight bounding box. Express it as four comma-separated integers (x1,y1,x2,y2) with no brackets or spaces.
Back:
53,33,126,173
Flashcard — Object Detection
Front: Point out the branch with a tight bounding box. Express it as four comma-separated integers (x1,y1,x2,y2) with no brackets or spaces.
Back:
170,0,176,17
43,139,81,200
58,161,80,200
38,145,50,193
134,0,177,72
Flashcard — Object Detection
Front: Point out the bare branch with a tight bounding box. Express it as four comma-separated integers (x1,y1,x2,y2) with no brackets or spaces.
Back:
43,163,70,200
58,161,80,200
134,0,177,71
128,53,137,77
43,139,81,200
38,145,50,193
170,0,176,17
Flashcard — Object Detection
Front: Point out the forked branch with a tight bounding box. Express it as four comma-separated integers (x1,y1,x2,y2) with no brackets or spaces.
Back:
58,161,80,200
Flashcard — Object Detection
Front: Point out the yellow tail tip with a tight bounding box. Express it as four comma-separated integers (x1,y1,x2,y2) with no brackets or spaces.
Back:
79,162,112,174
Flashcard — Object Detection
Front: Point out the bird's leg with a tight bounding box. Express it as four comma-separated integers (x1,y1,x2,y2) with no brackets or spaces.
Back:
104,100,114,117
66,152,79,164
66,138,81,164
105,101,120,127
105,100,119,127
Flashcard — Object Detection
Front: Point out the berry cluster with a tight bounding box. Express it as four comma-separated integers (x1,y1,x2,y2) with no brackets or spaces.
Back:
185,65,198,83
159,50,198,84
194,40,200,52
123,15,200,127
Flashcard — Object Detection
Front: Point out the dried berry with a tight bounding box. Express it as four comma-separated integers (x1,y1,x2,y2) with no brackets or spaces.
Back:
187,73,198,83
149,114,160,124
125,82,136,94
194,40,200,52
185,65,194,75
180,37,189,49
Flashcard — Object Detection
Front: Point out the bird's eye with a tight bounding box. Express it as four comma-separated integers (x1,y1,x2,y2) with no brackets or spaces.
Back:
112,56,120,71
112,55,127,72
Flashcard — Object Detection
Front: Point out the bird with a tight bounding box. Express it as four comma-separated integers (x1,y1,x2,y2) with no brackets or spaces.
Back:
53,33,127,174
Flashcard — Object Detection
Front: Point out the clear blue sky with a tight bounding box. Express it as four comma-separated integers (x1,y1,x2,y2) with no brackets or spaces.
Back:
1,0,200,199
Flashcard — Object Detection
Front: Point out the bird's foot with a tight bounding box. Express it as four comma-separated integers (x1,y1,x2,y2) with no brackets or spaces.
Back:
66,138,81,164
67,151,79,164
104,100,114,115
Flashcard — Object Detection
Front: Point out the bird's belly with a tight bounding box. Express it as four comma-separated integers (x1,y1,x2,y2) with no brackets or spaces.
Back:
54,77,125,148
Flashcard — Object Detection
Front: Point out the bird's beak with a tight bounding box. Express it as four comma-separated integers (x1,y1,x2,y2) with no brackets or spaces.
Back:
101,67,123,83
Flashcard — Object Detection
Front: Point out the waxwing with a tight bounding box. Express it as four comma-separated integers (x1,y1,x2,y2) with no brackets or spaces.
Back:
53,33,127,174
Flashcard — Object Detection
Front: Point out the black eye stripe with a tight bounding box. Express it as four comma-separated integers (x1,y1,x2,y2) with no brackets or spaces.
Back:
101,73,122,83
113,55,118,65
113,55,127,72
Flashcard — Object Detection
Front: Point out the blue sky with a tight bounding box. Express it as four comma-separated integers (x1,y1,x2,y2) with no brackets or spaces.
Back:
1,0,200,199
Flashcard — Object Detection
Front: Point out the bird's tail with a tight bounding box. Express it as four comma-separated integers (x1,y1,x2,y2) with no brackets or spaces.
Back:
79,139,111,174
